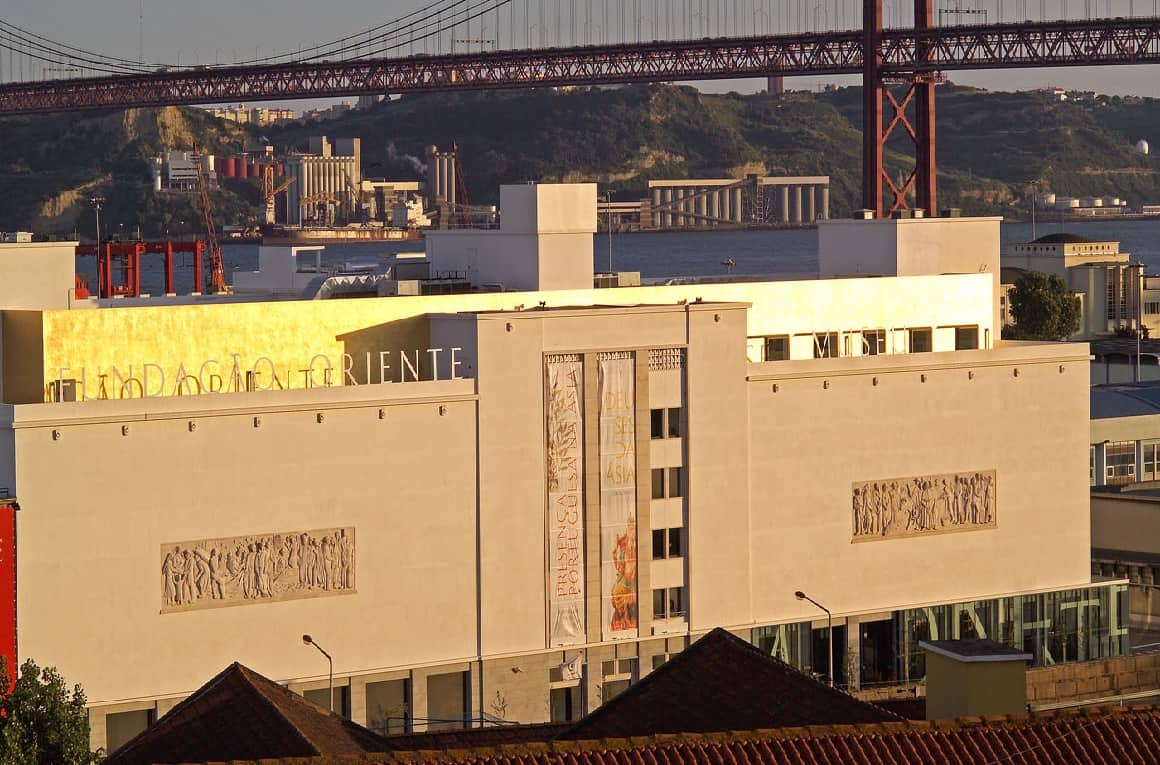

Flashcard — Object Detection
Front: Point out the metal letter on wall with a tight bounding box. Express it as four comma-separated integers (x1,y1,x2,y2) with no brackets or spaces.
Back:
545,354,585,646
160,527,355,613
852,470,996,542
599,352,638,640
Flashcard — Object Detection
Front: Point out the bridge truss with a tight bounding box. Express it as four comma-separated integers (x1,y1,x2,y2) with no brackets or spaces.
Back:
0,12,1157,215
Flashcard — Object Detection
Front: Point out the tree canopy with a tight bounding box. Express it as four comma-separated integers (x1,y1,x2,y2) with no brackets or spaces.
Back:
1007,271,1082,340
0,658,98,764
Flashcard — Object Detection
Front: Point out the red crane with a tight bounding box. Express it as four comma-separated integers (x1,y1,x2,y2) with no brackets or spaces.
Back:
193,143,228,294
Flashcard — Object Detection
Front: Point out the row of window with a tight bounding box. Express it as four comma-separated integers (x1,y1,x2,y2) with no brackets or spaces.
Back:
760,326,978,361
650,408,682,439
1091,440,1160,486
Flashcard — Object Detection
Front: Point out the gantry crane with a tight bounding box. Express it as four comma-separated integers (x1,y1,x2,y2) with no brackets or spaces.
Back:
261,165,295,226
192,143,228,294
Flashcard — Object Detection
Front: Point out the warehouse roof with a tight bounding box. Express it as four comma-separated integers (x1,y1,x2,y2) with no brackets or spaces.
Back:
1091,381,1160,419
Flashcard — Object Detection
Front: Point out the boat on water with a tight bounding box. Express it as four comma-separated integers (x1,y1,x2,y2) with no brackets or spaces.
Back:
261,224,423,244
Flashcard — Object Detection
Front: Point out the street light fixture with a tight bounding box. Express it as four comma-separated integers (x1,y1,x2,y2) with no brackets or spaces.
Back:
794,590,834,688
302,634,334,712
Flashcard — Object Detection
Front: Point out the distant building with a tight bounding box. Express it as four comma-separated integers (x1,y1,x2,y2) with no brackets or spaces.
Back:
1002,233,1153,339
284,137,362,225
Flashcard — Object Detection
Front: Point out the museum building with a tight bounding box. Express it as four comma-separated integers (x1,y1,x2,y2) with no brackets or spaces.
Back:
0,185,1126,753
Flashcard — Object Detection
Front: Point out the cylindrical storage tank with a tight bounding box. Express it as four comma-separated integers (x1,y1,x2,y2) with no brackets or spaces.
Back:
791,185,803,224
276,163,284,176
150,157,163,192
1103,196,1118,207
221,158,234,177
804,185,816,223
819,186,830,220
1066,197,1080,209
1085,196,1102,207
1137,138,1150,155
1038,192,1056,207
732,187,743,222
661,188,672,227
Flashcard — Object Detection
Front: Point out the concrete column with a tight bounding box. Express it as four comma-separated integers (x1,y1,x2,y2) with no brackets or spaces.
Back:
651,188,661,228
820,186,830,220
792,185,803,225
779,186,790,224
845,617,861,690
708,189,719,225
350,676,368,726
695,189,707,227
732,187,743,222
661,188,672,227
677,189,687,227
805,184,817,223
410,669,429,732
721,189,731,223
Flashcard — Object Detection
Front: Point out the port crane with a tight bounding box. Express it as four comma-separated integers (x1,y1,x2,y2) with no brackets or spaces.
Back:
192,143,228,293
261,165,294,226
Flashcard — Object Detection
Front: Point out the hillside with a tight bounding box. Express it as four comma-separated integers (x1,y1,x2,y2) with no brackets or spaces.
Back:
1,83,1158,235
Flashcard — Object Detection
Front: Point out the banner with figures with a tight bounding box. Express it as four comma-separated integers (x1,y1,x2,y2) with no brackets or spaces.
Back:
545,355,586,645
598,352,638,640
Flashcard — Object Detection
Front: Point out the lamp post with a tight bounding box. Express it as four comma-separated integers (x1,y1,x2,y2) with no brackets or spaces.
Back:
302,634,334,712
795,590,833,687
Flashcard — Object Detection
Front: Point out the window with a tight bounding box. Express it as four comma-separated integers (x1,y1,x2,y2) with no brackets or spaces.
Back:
1145,302,1160,315
305,686,351,718
106,709,156,755
653,587,687,620
651,468,683,500
600,658,637,702
366,678,410,734
426,671,468,731
763,335,790,361
1143,442,1160,482
909,328,932,353
862,329,885,355
812,332,838,358
550,685,582,722
652,527,685,559
652,529,666,560
650,408,684,440
1105,441,1136,486
1090,445,1096,486
954,326,979,350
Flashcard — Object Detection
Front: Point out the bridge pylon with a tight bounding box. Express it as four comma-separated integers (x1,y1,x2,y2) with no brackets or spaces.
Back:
863,0,940,218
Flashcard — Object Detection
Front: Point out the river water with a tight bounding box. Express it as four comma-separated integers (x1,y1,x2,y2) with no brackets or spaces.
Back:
76,218,1160,297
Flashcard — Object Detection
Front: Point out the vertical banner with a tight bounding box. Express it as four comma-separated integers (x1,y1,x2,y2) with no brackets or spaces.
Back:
0,502,15,684
545,355,585,645
599,353,638,640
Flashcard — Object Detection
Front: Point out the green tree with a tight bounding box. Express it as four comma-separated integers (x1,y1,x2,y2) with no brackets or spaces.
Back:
0,658,99,764
1007,271,1081,340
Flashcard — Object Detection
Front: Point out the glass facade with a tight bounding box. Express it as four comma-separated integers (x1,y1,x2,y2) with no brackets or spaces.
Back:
751,583,1128,687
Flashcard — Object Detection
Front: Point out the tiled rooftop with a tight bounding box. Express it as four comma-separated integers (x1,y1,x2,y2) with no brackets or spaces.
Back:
171,706,1160,765
103,662,390,765
560,628,897,739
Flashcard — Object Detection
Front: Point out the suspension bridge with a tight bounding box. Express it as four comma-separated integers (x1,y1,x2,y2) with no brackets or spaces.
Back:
1,0,1158,216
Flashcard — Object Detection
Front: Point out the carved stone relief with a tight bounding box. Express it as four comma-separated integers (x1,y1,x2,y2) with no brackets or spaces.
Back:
161,527,355,613
852,471,996,542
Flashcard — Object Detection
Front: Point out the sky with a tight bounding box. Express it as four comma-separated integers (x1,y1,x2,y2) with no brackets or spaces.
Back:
4,0,1159,103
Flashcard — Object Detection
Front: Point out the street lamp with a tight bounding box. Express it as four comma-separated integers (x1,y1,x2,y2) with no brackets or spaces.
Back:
604,192,613,273
794,590,834,688
302,634,334,712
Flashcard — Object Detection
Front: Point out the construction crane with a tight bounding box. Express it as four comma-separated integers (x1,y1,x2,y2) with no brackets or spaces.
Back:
343,170,365,223
298,192,340,225
193,143,228,294
261,165,295,226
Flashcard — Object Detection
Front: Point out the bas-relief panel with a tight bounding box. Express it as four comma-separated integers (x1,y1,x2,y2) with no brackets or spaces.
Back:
852,471,996,542
160,527,355,613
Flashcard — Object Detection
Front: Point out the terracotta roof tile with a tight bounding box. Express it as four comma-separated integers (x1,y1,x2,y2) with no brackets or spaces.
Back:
104,662,391,765
560,629,897,740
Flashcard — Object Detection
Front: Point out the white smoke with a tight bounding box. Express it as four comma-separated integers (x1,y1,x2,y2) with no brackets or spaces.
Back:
386,141,426,174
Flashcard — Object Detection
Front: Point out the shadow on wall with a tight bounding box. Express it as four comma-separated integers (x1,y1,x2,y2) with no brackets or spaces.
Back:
336,316,436,385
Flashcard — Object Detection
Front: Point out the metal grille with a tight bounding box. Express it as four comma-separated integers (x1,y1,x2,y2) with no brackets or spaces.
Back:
545,353,582,364
598,351,634,361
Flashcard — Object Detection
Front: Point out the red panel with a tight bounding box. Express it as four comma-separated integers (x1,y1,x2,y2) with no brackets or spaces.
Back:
0,504,16,684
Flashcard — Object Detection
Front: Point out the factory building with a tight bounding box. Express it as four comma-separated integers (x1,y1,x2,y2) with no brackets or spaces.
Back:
426,144,459,209
284,137,362,225
0,187,1124,754
646,176,829,228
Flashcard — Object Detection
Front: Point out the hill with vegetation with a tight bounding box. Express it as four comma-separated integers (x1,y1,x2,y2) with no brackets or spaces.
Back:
1,82,1158,236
